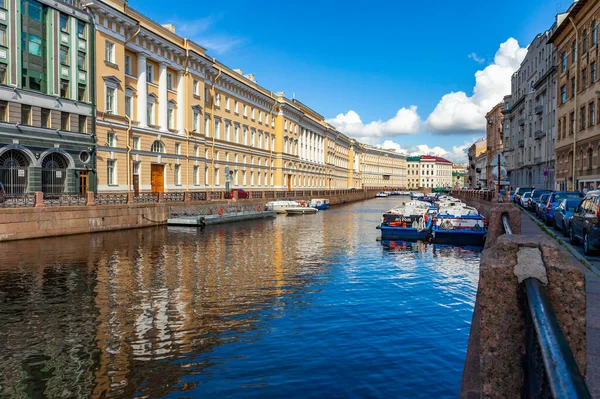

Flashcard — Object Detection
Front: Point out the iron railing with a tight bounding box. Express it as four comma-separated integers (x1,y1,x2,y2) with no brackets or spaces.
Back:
170,204,265,218
43,192,86,207
189,192,207,202
95,193,128,205
501,214,591,398
0,193,36,208
164,192,185,203
133,193,158,203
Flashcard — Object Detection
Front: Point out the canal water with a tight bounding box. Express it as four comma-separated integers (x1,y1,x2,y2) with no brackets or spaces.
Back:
0,197,480,398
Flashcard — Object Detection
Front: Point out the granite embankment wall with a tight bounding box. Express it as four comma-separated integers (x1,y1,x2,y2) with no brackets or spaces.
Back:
0,189,381,242
451,192,587,398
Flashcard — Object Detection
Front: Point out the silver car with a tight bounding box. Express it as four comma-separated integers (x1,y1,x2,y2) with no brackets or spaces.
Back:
520,192,532,208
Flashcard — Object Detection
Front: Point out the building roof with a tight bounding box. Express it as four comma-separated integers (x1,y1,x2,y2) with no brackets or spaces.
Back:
548,0,587,43
406,156,421,162
420,155,453,164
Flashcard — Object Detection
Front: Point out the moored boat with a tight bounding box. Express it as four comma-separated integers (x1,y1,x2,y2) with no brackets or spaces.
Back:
376,201,435,241
430,205,486,246
376,192,389,198
309,198,330,210
265,200,301,214
286,206,318,215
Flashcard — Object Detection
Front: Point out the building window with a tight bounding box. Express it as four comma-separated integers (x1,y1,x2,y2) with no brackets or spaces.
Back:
167,107,174,130
107,131,116,147
593,63,597,83
133,136,140,150
151,140,166,153
583,30,589,52
243,104,247,117
146,64,154,83
561,85,567,104
570,111,575,134
78,84,86,102
125,94,132,118
60,13,68,32
61,112,69,130
0,64,5,84
193,79,199,96
204,87,209,104
107,160,116,185
147,102,154,125
590,103,596,127
215,93,221,107
251,108,255,120
572,40,577,63
21,105,31,125
225,97,230,111
77,51,86,70
594,20,598,46
562,52,567,72
174,164,181,185
60,80,69,98
124,54,132,75
60,46,69,65
167,72,174,90
175,143,181,155
0,24,6,46
105,41,114,63
583,68,588,88
571,77,576,98
192,109,199,131
194,165,199,185
79,115,87,133
214,120,220,139
235,100,239,114
581,106,586,130
205,166,209,186
205,118,210,137
105,86,115,113
77,21,85,39
41,108,50,128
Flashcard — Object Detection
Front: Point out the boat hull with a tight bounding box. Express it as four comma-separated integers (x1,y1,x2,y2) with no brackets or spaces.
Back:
315,204,329,210
377,225,429,241
431,228,486,246
286,208,318,215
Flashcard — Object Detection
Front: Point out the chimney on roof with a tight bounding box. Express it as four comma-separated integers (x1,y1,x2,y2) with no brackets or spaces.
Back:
233,69,243,75
243,73,255,82
161,24,176,33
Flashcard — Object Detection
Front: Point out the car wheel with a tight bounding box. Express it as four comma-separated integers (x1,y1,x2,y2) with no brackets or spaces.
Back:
584,233,594,256
570,226,580,245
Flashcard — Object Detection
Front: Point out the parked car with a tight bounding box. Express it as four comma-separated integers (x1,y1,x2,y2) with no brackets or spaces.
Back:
536,193,551,218
0,182,5,204
542,191,583,225
520,192,532,208
553,198,582,237
514,187,533,204
528,189,552,211
569,193,600,255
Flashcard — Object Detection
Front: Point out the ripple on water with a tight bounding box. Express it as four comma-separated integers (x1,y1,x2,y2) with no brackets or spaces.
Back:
0,197,479,398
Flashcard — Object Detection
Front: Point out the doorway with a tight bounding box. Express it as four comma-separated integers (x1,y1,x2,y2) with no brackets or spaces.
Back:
151,164,164,193
133,173,140,195
287,174,292,191
79,170,88,196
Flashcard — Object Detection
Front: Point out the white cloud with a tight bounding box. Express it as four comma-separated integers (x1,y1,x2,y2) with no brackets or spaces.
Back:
426,38,527,134
468,52,485,64
378,139,477,164
326,107,420,144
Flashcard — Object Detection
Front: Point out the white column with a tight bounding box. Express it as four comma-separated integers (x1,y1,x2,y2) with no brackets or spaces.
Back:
158,62,168,131
137,54,148,127
177,71,185,135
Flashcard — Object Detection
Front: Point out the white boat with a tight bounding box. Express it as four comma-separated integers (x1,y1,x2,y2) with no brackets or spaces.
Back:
376,192,389,198
286,207,318,215
265,200,301,214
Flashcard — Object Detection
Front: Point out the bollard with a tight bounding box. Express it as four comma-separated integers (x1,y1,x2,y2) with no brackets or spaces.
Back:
34,192,44,208
87,192,95,206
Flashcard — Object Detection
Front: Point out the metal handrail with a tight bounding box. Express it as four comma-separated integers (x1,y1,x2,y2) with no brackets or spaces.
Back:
501,212,591,398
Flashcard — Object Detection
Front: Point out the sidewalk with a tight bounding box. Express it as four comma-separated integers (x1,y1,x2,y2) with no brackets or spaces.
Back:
521,212,600,396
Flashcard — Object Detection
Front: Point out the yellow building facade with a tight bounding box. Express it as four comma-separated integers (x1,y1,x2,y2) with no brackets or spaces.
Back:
86,0,406,195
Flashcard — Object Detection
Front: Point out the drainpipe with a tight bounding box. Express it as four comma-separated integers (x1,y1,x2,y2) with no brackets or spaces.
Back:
569,15,579,191
81,4,98,193
210,65,222,191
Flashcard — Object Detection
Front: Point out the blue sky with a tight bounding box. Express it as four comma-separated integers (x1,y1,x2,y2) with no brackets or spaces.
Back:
130,0,567,162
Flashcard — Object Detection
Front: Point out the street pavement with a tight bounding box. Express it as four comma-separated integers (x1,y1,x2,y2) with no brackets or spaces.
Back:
518,206,600,397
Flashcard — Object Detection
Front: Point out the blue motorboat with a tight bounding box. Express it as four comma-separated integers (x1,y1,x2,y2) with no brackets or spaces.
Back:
309,198,330,210
430,214,486,246
377,202,435,241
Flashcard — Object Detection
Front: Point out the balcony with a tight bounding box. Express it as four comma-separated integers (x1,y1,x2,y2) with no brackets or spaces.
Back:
534,156,542,164
534,130,546,140
518,140,525,147
519,118,526,126
535,105,544,115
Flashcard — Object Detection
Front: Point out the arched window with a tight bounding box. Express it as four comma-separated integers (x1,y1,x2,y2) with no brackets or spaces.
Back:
0,149,30,194
151,140,166,153
41,153,68,195
589,148,594,170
